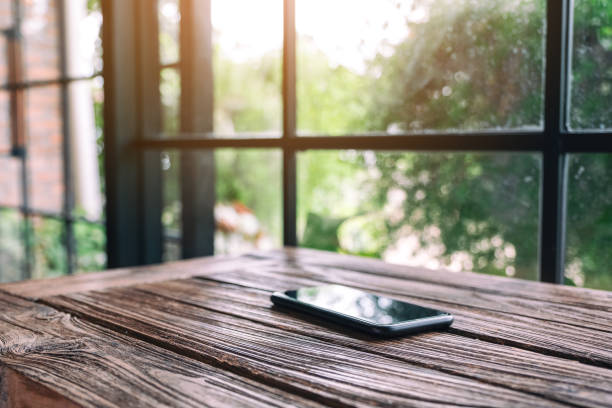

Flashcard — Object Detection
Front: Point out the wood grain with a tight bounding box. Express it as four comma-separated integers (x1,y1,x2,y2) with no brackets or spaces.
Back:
251,260,612,332
44,288,577,408
201,266,612,368
0,255,271,300
0,292,326,408
129,278,612,408
248,248,612,310
3,250,612,407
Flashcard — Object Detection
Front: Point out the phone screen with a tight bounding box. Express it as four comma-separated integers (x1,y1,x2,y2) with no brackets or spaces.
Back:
284,285,447,325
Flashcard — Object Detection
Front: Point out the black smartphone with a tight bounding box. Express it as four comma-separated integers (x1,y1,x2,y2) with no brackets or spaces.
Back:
271,284,453,337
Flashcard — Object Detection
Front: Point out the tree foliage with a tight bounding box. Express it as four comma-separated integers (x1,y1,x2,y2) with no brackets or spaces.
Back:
3,0,610,290
299,0,612,289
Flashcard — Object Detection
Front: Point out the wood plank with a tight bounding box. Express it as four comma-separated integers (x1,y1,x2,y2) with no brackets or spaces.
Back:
248,248,612,310
0,292,326,408
220,260,612,333
200,266,612,368
131,278,612,408
44,288,576,408
0,255,271,300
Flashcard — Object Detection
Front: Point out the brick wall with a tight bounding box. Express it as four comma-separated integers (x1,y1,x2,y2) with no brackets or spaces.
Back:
0,0,64,213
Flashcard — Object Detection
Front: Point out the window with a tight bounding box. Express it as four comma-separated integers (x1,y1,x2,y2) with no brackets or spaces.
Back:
566,154,612,290
0,0,104,282
16,0,611,290
569,0,612,130
298,151,542,281
296,0,545,135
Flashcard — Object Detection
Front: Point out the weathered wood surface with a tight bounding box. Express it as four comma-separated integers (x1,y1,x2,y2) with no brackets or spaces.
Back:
130,278,612,408
199,263,612,367
45,288,572,408
1,247,612,407
249,248,612,310
0,255,268,300
0,292,325,408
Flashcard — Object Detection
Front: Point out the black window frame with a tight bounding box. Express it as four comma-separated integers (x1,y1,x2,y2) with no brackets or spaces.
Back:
103,0,612,284
0,0,104,279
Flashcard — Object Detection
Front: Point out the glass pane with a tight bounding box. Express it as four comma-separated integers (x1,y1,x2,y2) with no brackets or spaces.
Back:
162,149,282,257
75,220,106,272
160,67,181,134
164,239,181,262
298,150,541,280
68,79,104,220
0,35,7,86
0,208,24,283
569,0,612,130
31,216,66,279
566,154,612,290
297,0,545,135
26,85,64,213
23,0,60,81
64,0,103,77
0,156,21,207
0,1,12,31
93,76,105,195
162,150,181,261
215,149,282,253
158,0,180,65
0,91,11,153
212,0,282,136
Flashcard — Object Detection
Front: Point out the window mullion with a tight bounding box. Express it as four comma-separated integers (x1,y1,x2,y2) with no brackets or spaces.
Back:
540,0,571,283
179,0,216,258
282,0,297,246
57,0,76,275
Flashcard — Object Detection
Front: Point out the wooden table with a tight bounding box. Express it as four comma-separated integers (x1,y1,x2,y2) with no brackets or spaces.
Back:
1,248,611,407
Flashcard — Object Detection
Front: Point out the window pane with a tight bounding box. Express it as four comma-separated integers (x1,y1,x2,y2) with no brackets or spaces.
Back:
25,78,104,217
162,150,181,261
75,220,106,272
158,0,180,66
0,35,7,86
23,0,60,81
297,0,545,135
31,216,66,279
566,154,612,290
298,150,541,280
0,156,21,207
0,91,11,153
160,67,181,134
26,85,64,213
212,0,282,136
69,79,104,220
162,149,282,257
0,208,24,283
164,237,182,262
64,0,103,77
21,0,101,79
0,1,12,31
215,149,282,253
569,0,612,130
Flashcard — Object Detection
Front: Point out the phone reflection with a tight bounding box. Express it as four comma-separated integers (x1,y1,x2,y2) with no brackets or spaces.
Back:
285,285,445,325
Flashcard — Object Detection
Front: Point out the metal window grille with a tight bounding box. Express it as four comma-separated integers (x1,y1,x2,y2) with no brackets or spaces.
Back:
0,0,103,279
126,0,612,284
6,0,612,284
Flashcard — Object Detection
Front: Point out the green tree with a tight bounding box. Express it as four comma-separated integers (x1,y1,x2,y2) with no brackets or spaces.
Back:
300,0,612,289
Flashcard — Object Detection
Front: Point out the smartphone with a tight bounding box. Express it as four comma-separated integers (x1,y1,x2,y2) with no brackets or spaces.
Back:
271,284,453,337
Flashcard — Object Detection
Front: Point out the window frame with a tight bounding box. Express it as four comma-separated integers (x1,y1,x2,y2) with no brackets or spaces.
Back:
106,0,612,284
0,0,104,279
